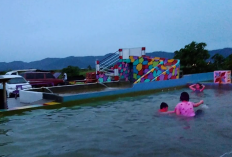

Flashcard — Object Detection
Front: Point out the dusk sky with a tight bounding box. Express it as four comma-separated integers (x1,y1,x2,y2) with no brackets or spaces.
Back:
0,0,232,62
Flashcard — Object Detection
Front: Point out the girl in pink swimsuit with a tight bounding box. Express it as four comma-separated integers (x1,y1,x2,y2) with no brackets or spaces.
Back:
175,92,204,117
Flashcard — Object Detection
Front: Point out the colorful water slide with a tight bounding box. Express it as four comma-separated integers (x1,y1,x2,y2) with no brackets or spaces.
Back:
134,59,180,84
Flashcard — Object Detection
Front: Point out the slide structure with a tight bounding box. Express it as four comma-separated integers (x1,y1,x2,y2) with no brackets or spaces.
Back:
134,59,180,84
94,47,180,84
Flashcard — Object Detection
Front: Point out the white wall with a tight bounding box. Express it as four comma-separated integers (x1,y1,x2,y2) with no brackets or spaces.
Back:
129,47,145,56
20,90,43,104
122,47,145,59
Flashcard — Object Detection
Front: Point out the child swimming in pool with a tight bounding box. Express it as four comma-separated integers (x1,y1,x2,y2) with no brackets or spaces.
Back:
175,92,204,117
189,83,205,92
159,102,175,114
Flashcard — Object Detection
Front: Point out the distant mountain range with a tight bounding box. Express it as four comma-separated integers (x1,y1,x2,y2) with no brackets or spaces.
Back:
1,48,232,71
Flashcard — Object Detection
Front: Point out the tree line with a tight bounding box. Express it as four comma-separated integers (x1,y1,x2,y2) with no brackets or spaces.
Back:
174,41,232,74
58,65,93,78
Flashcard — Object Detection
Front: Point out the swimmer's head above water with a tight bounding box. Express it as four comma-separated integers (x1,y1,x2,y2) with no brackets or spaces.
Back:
180,92,190,101
159,102,168,112
158,102,175,114
196,83,203,89
189,83,205,92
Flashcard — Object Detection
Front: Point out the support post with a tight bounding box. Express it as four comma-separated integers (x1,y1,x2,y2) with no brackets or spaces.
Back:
96,60,100,74
2,82,7,109
119,49,123,59
114,64,119,81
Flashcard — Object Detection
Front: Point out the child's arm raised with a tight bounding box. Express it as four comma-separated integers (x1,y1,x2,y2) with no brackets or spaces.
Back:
200,85,205,92
189,84,196,91
193,100,204,107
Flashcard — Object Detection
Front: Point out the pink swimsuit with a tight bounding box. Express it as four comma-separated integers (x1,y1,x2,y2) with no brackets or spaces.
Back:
175,101,195,117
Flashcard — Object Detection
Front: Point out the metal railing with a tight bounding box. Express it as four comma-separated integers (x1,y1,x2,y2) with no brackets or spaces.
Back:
99,51,119,73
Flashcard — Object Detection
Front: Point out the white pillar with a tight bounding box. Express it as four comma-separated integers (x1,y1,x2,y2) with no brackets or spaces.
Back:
96,60,100,74
119,49,123,59
114,64,119,81
141,47,146,56
3,82,7,109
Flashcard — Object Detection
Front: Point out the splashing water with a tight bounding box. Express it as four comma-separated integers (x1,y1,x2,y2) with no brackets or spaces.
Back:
201,104,209,109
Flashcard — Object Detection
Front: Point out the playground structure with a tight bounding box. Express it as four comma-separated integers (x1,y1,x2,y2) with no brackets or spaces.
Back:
95,47,180,83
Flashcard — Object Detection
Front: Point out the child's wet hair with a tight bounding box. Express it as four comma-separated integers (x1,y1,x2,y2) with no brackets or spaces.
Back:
180,92,190,101
196,83,203,88
160,102,168,109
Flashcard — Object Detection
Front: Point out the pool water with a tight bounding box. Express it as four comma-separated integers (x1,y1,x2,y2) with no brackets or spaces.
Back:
1,88,232,157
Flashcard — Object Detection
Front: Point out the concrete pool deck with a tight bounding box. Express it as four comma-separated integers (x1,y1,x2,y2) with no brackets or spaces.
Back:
7,98,54,108
0,98,57,115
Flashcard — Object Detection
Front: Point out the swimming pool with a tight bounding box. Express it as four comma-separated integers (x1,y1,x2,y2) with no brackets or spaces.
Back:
0,88,232,157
